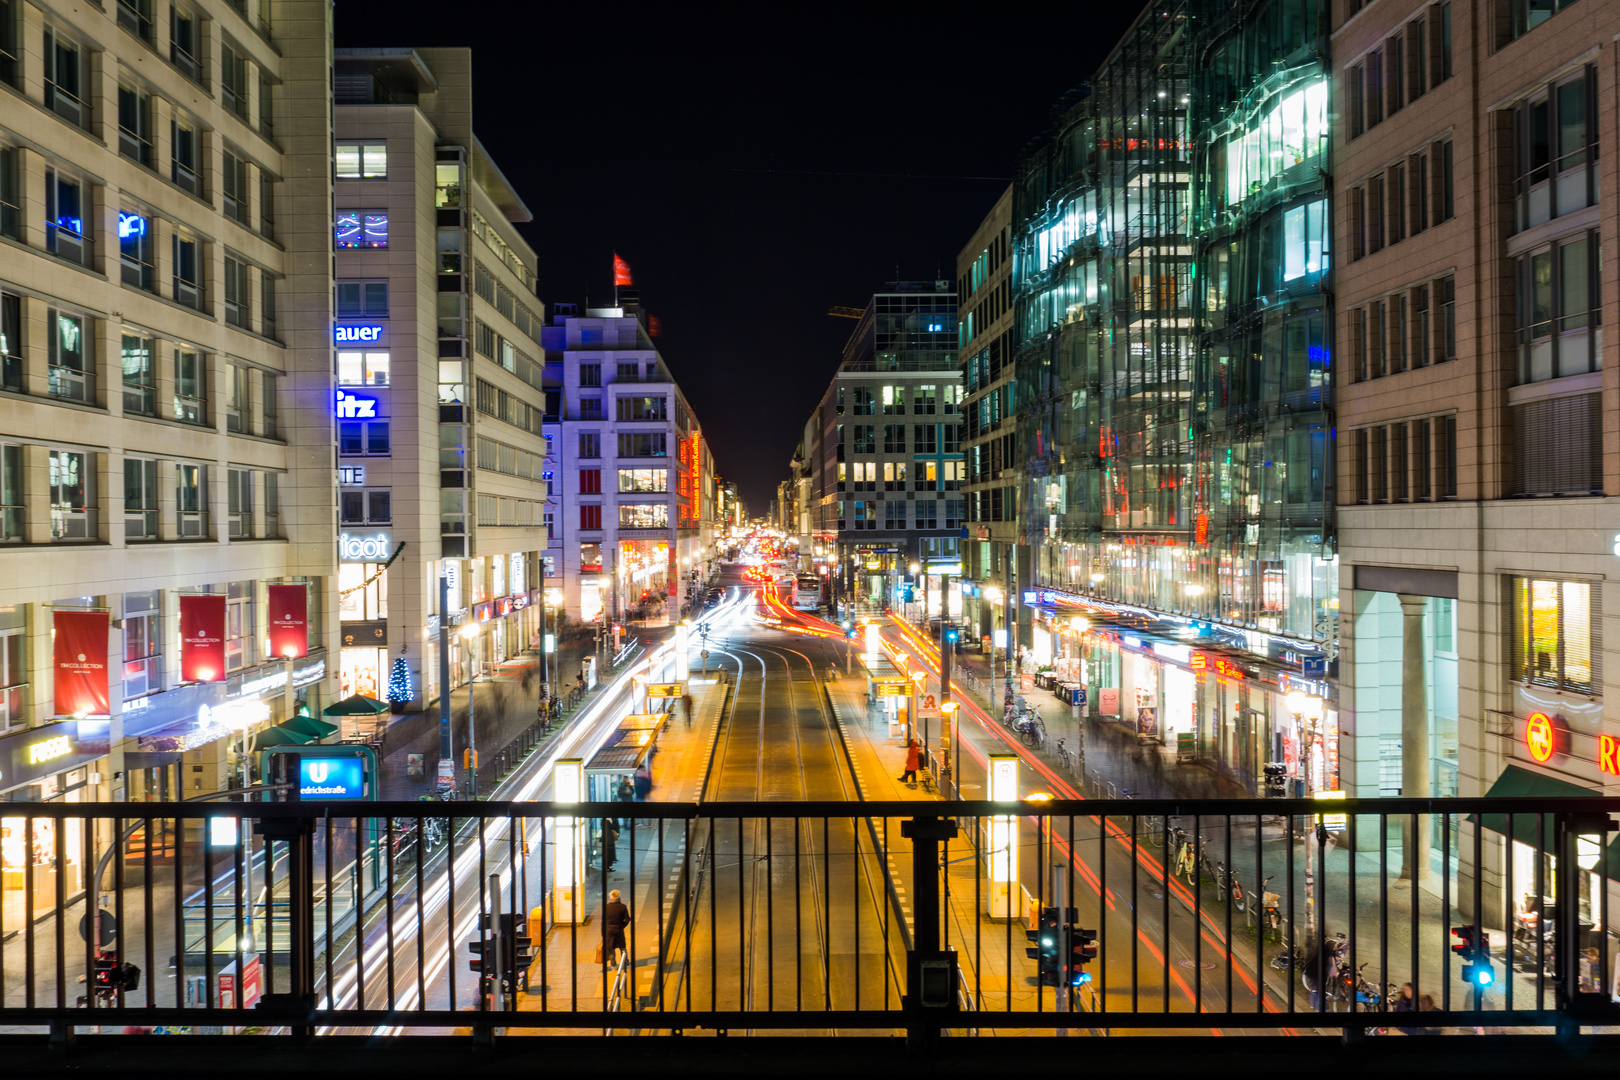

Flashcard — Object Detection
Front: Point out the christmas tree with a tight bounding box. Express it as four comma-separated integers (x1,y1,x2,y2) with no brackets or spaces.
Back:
387,657,414,704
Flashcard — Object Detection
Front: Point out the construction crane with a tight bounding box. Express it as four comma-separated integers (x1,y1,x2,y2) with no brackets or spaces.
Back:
827,306,866,319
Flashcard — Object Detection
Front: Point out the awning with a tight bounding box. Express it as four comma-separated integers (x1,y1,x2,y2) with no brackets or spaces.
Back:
323,693,390,716
1473,764,1597,852
252,726,310,751
281,713,339,740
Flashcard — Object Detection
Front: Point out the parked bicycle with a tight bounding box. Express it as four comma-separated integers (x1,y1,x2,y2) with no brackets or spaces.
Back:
1245,876,1282,941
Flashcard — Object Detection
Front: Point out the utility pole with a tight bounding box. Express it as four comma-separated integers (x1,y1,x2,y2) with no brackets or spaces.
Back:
939,572,953,793
438,573,453,794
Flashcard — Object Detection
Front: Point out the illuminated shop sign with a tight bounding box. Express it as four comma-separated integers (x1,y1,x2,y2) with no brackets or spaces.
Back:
340,532,393,562
1191,651,1246,680
335,390,379,418
117,212,147,239
334,324,384,344
1525,712,1556,763
339,466,366,485
27,735,72,764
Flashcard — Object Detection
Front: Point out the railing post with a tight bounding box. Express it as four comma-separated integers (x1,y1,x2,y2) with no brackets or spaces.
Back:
900,815,959,1047
256,815,316,1036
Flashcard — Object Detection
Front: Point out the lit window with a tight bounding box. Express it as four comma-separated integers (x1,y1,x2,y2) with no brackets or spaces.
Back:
335,142,388,179
335,210,388,249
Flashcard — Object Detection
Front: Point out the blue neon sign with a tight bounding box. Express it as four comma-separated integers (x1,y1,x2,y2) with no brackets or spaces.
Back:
334,389,379,418
118,212,147,239
334,324,384,343
298,756,365,800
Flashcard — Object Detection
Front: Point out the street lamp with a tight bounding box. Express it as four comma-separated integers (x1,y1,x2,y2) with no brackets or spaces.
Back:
460,620,483,797
1285,688,1326,930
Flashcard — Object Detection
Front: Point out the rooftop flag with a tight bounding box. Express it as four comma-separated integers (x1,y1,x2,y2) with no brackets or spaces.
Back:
613,253,633,287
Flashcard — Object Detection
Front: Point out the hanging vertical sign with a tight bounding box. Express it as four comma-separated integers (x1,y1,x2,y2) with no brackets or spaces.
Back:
267,585,308,659
53,611,110,716
179,595,227,682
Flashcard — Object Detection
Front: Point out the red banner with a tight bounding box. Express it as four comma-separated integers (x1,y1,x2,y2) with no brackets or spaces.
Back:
179,595,227,682
613,253,633,287
647,314,662,337
53,611,109,716
267,585,308,659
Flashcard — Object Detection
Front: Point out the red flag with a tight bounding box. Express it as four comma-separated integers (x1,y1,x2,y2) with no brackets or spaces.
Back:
267,585,308,660
613,253,633,287
53,611,109,716
648,314,662,337
179,595,227,682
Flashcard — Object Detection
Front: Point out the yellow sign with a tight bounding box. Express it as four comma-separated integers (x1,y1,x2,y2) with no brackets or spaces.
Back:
646,682,685,698
1314,789,1347,830
873,679,910,697
28,735,73,765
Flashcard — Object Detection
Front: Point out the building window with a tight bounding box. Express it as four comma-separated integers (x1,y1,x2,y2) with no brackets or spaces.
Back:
336,142,387,179
263,472,280,537
915,500,937,530
0,444,18,540
1512,577,1599,694
1364,48,1383,129
852,425,875,454
170,5,199,79
175,463,207,536
914,424,938,454
336,280,388,317
881,385,906,415
1513,70,1594,233
172,115,200,195
121,333,156,416
945,498,963,529
1511,393,1599,497
884,501,905,529
619,503,668,529
118,0,157,42
261,371,279,438
883,461,907,491
220,44,248,118
0,610,21,728
1391,423,1409,502
119,210,155,291
1413,418,1432,501
118,83,154,166
1517,231,1599,383
337,419,389,455
579,396,603,420
48,310,91,403
0,146,16,240
1370,426,1388,503
616,396,667,421
579,468,601,494
225,582,255,671
173,233,202,308
224,362,248,432
48,449,93,540
335,211,388,249
121,591,161,698
259,172,276,238
883,424,906,454
173,346,205,424
337,350,389,386
226,468,253,537
224,257,250,328
123,456,157,538
850,387,875,415
615,362,639,380
1433,2,1451,81
579,363,602,387
580,504,602,531
617,468,667,493
258,70,273,135
617,433,667,458
44,28,88,128
1282,199,1328,282
1348,63,1364,139
340,487,390,526
222,152,249,223
261,274,277,339
1353,429,1369,504
1508,0,1578,43
578,432,601,459
45,168,88,265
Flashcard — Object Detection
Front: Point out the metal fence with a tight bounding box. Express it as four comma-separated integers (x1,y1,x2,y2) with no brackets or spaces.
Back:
1,797,1617,1039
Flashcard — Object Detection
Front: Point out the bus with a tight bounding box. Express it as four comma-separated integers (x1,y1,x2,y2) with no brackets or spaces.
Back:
794,573,823,612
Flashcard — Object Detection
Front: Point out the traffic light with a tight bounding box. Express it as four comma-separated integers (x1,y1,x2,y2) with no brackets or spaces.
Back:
1452,925,1494,988
1066,924,1098,986
501,913,534,991
1025,906,1063,987
944,627,959,644
467,935,492,975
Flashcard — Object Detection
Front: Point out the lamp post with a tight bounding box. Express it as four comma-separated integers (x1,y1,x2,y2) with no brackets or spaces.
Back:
1286,688,1326,930
460,620,483,798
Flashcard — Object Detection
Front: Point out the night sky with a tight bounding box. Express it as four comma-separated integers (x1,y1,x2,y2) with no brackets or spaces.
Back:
333,3,1147,513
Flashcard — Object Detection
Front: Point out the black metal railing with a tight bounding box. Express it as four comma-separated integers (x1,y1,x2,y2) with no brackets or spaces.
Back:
0,797,1616,1041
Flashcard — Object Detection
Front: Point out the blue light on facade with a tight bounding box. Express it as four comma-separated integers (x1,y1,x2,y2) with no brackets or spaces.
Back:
334,324,384,343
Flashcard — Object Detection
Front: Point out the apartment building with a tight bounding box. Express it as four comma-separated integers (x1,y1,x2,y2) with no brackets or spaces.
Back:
1333,0,1620,918
957,186,1015,649
807,282,964,610
0,0,334,814
331,47,551,710
543,300,711,626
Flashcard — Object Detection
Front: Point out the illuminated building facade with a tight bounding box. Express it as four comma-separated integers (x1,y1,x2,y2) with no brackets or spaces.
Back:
1008,0,1337,794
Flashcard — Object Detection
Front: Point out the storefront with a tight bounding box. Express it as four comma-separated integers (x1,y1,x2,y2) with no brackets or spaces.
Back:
0,720,111,929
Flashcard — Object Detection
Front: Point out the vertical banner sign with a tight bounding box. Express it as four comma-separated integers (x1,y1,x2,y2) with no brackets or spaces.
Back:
267,585,308,659
53,611,110,716
180,595,227,682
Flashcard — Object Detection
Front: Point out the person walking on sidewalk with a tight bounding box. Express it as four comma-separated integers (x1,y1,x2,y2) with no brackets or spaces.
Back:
898,738,921,785
601,889,630,966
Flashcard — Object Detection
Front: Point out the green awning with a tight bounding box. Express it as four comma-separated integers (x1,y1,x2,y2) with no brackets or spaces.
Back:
252,725,311,751
322,693,390,716
1473,764,1597,851
281,713,339,740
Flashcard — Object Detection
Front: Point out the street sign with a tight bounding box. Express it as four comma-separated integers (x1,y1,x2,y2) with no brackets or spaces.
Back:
917,693,942,719
647,682,685,698
1314,789,1347,831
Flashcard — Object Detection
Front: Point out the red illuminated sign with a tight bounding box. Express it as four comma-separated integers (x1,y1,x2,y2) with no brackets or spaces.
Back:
1601,735,1620,776
1524,712,1556,763
1191,651,1244,680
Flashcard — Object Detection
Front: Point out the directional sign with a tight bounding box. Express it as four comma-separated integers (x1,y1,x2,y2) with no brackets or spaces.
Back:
647,682,685,698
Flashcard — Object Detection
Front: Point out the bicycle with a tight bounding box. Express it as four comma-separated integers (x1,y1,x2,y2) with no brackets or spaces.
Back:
1173,832,1199,887
1054,738,1073,774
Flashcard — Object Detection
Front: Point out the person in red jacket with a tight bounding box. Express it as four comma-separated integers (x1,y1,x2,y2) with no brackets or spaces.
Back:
898,738,921,784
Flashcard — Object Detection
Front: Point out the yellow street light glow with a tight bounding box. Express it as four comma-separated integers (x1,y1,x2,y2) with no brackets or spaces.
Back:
1025,791,1054,803
458,621,481,640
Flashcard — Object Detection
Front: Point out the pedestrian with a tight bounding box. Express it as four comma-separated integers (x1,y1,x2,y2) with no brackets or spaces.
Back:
1392,982,1419,1035
600,816,619,871
616,776,635,803
1301,935,1337,1011
633,764,652,802
897,737,921,785
600,888,630,966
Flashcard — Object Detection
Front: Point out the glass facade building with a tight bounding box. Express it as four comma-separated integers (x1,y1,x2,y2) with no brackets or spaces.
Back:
1003,0,1337,792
